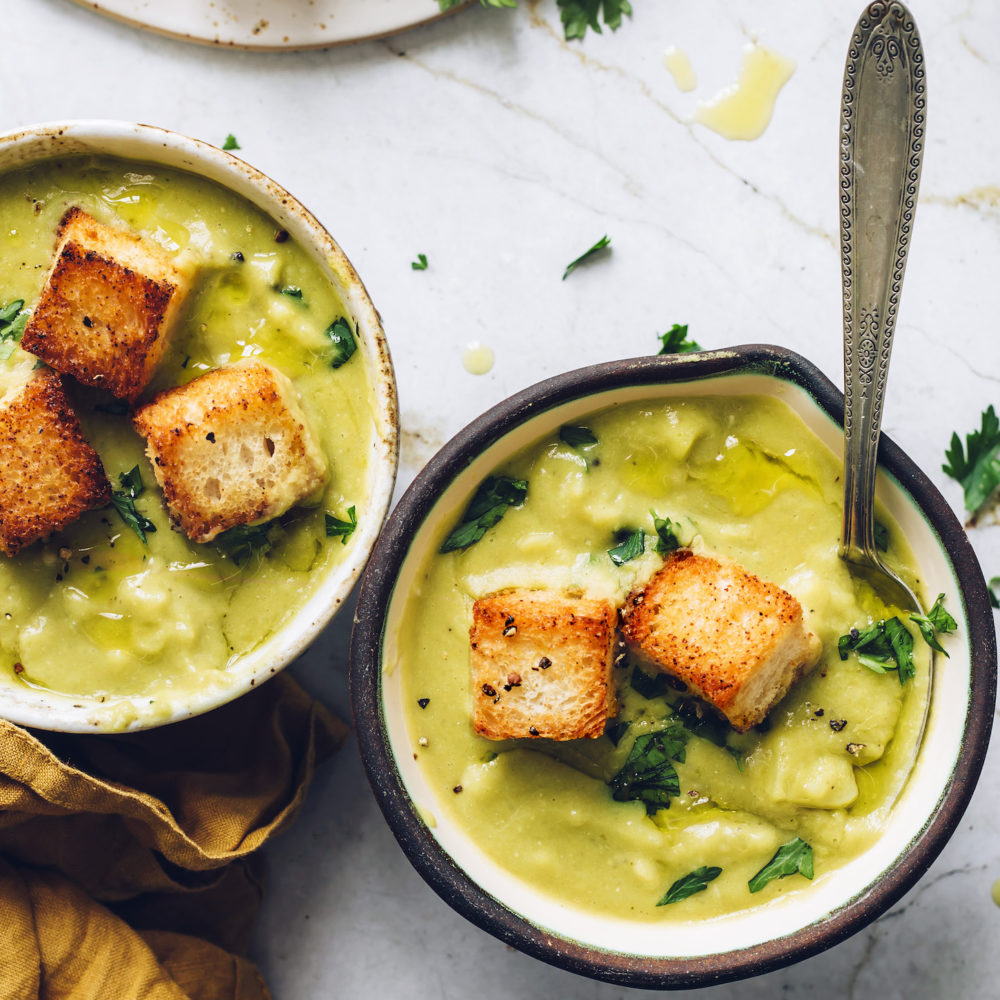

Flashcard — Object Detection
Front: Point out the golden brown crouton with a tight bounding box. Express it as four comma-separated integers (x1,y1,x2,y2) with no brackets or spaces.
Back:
20,207,190,401
620,550,821,732
0,368,111,556
469,589,617,741
133,359,328,543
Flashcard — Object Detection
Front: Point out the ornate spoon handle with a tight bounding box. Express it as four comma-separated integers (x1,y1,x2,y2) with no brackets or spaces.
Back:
840,2,926,566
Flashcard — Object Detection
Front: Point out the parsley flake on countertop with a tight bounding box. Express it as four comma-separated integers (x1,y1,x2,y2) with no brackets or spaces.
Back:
411,253,429,271
657,866,723,906
657,323,702,355
109,466,157,544
748,838,814,893
325,506,357,544
222,134,241,151
609,723,688,815
440,475,528,553
436,0,629,40
325,317,358,369
608,527,644,566
943,405,1000,516
562,234,611,280
0,299,29,361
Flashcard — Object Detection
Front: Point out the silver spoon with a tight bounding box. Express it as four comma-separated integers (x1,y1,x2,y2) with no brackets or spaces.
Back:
838,1,925,614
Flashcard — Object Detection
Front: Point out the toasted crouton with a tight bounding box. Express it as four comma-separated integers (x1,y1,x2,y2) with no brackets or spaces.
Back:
132,359,327,543
20,207,190,401
620,550,821,732
469,589,617,741
0,368,111,556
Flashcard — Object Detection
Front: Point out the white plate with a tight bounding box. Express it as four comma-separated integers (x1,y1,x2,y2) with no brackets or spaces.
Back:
67,0,472,50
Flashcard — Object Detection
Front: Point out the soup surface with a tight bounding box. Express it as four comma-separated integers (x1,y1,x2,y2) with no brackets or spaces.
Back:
0,155,375,727
396,394,931,920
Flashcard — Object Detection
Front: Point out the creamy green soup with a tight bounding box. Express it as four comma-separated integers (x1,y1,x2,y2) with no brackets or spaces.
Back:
0,156,375,726
398,395,930,920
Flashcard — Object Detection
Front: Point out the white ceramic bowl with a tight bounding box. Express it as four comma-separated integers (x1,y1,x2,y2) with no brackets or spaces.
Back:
0,120,398,732
351,347,995,987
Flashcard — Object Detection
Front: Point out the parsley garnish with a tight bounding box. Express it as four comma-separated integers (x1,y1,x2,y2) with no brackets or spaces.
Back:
215,523,275,565
0,299,29,361
325,317,357,369
411,253,429,271
943,405,1000,516
558,0,632,39
656,323,702,355
874,520,889,552
608,527,644,565
440,475,528,553
559,425,598,450
609,723,689,814
437,0,629,40
325,505,357,544
909,593,958,657
562,235,611,280
838,617,916,685
629,665,671,700
281,286,304,300
109,466,157,544
748,838,814,893
222,134,241,151
651,511,682,554
657,866,722,906
606,719,630,746
674,698,730,748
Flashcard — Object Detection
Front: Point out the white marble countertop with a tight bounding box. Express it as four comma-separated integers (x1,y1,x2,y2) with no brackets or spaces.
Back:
4,0,999,996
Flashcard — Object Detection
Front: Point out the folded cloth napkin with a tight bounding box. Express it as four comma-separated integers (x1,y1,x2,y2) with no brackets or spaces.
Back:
0,674,346,999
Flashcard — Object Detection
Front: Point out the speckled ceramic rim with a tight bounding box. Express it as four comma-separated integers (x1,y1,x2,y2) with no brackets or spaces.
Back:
67,0,474,51
0,119,399,733
351,345,995,989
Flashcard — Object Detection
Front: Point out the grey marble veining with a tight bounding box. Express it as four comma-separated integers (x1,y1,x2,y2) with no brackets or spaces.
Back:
4,0,999,996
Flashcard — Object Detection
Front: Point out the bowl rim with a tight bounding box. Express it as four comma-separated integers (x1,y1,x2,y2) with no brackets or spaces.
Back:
0,119,399,732
350,343,996,989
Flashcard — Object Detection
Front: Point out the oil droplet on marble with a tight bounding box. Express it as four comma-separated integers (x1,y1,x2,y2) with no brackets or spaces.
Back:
694,43,795,141
462,342,495,375
991,878,1000,907
663,46,697,92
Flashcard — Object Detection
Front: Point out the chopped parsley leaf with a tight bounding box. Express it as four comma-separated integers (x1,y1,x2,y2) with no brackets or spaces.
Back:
657,866,722,906
629,665,670,700
606,719,630,746
411,253,429,271
559,425,598,450
222,134,241,151
608,527,644,565
838,617,916,685
109,466,157,544
558,0,632,39
0,299,29,361
325,317,358,369
325,505,358,544
748,838,814,893
651,511,683,554
440,475,528,553
909,593,958,657
281,286,304,300
943,405,1000,516
215,523,275,565
656,323,701,355
609,723,688,815
562,234,611,280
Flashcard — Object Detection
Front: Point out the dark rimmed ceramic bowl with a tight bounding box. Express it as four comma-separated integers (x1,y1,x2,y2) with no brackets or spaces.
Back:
350,345,995,989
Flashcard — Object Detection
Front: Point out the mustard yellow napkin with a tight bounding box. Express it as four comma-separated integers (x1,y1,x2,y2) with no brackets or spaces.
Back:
0,674,346,999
